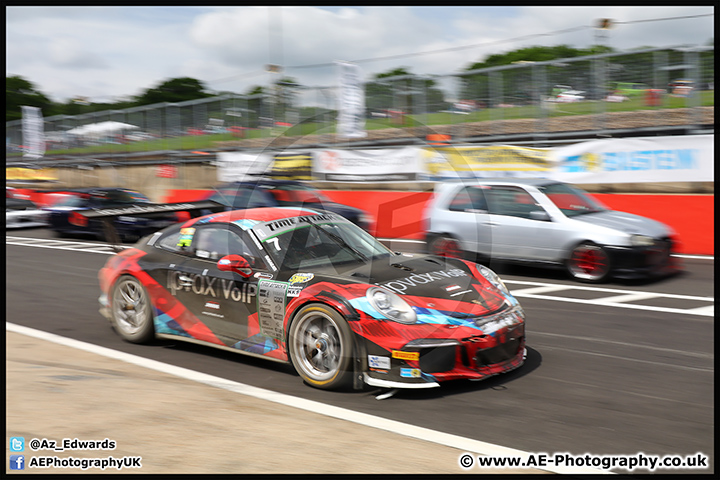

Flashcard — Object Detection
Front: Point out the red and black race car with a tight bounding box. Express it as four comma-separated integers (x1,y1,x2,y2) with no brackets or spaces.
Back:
97,207,526,391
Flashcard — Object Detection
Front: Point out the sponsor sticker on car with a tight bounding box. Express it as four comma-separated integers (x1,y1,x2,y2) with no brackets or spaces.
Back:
368,355,391,369
288,273,314,284
400,368,422,378
392,350,420,361
257,280,288,340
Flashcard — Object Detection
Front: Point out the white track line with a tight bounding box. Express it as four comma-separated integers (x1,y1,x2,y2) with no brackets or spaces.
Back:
7,322,608,475
5,241,115,254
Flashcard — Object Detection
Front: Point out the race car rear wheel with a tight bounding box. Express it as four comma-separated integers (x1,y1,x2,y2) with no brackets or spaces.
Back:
566,241,611,283
288,304,354,390
110,275,154,343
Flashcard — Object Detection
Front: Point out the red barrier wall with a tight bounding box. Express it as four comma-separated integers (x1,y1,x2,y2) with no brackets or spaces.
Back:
593,194,714,256
160,189,714,255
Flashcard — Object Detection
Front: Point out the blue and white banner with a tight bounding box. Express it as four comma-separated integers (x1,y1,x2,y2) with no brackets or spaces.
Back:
21,106,45,159
549,135,714,184
336,61,366,138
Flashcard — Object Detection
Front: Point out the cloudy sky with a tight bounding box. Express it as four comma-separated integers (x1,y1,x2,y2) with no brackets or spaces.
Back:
6,6,714,103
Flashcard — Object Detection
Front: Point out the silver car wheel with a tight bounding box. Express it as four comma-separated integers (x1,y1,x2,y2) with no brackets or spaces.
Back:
111,276,154,343
288,304,353,390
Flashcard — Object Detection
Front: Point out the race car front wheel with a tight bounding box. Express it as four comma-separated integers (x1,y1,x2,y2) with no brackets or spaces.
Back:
288,304,354,390
110,275,154,343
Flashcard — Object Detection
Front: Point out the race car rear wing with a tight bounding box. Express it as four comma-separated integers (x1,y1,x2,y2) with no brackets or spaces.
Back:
80,200,225,251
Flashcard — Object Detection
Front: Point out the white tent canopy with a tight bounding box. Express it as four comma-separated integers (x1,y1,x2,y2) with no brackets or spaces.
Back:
66,121,140,136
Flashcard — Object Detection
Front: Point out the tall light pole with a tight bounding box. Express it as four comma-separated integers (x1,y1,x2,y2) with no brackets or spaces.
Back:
266,63,282,135
594,18,613,129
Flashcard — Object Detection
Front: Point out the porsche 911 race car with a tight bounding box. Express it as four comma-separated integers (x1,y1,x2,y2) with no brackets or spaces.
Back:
97,207,526,391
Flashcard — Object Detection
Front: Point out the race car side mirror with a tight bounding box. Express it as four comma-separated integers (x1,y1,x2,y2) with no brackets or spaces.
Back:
217,254,253,278
530,210,551,222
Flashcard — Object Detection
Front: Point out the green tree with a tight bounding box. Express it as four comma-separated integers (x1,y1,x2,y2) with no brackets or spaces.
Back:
6,75,55,122
133,77,213,106
273,76,302,123
459,45,616,104
365,67,448,115
241,85,268,128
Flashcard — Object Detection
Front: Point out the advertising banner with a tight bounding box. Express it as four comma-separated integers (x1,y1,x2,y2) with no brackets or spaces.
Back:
421,145,553,180
550,135,714,184
313,147,423,182
6,167,57,182
21,106,45,159
270,152,313,180
336,61,366,138
216,152,273,182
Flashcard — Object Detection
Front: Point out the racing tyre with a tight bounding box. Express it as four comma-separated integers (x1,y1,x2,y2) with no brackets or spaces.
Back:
428,235,466,260
110,275,154,343
288,304,354,390
566,242,611,283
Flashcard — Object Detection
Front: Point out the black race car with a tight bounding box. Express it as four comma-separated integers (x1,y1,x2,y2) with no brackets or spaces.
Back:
44,188,190,242
97,206,527,391
202,179,374,232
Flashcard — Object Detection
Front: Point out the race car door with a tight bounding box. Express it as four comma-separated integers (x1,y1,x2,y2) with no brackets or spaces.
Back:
169,223,266,346
485,185,553,260
444,185,493,256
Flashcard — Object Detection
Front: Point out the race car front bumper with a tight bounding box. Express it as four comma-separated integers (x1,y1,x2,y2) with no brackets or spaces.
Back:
362,324,526,388
605,238,682,280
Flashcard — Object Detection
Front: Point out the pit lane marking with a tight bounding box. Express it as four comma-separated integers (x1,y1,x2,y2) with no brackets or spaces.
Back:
505,280,714,317
5,236,714,316
6,236,126,254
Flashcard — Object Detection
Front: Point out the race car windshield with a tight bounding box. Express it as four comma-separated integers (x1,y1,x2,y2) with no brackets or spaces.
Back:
539,183,608,217
258,220,393,270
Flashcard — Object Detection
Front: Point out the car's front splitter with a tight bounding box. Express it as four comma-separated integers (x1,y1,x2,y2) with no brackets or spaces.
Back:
360,329,526,388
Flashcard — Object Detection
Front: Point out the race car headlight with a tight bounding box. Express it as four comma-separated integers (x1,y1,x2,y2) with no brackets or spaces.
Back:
367,287,417,324
630,234,655,247
476,264,509,294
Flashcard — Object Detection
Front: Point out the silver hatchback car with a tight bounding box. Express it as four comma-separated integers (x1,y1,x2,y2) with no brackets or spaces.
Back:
424,178,680,282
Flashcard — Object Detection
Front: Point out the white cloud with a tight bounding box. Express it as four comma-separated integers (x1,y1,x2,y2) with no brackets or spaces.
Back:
5,6,714,103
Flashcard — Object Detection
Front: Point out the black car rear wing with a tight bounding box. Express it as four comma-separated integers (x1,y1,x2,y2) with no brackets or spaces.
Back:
80,200,225,251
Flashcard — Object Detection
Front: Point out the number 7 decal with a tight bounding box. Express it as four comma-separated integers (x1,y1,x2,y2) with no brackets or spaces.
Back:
267,237,281,251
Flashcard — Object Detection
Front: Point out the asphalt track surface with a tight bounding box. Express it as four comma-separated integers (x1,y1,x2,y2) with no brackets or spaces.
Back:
6,228,714,474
